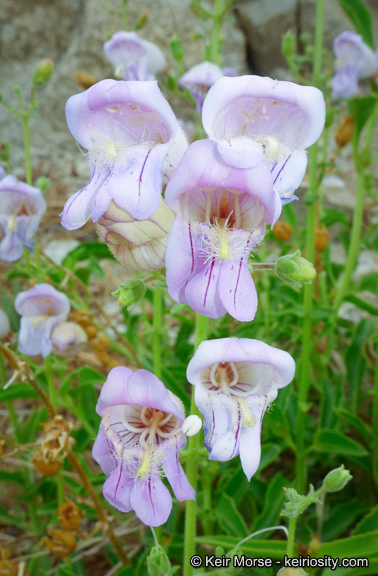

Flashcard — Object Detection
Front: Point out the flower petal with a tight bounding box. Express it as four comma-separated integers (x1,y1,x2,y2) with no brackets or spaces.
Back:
103,466,134,513
163,439,196,501
185,260,227,319
130,474,172,527
92,422,117,475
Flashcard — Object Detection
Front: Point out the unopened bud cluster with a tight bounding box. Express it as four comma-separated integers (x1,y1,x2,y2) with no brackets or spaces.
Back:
322,465,352,493
32,59,54,87
112,278,146,310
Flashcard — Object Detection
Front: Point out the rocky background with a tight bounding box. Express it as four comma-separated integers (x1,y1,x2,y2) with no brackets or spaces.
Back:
0,0,378,292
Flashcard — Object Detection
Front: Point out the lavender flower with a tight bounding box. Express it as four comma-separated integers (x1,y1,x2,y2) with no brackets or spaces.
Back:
332,31,377,99
180,62,237,115
15,284,70,357
202,75,326,204
165,139,281,321
95,198,175,270
92,367,195,526
104,31,166,81
60,80,187,229
187,337,295,480
0,176,46,262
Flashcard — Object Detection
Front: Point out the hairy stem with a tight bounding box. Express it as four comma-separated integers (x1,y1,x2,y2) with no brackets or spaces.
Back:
295,0,324,494
184,313,208,576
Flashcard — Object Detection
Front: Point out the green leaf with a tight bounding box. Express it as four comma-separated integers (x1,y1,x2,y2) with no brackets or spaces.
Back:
215,493,249,538
353,506,378,535
0,470,25,485
345,319,375,410
348,96,377,143
322,498,368,541
266,404,290,438
317,530,378,558
321,559,378,576
314,429,368,456
195,536,289,559
253,474,287,535
0,383,39,401
344,294,378,316
259,443,282,471
333,407,371,441
62,241,115,269
338,0,374,47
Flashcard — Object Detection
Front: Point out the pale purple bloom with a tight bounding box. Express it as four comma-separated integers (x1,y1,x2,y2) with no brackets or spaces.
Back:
332,32,377,99
51,322,87,353
61,80,187,229
180,62,238,115
92,367,195,526
104,31,166,81
165,139,281,322
187,337,295,480
0,176,46,262
15,284,70,358
202,75,326,204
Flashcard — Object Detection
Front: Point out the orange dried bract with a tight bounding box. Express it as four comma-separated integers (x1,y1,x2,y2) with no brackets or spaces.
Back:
335,115,354,148
75,71,98,90
0,550,18,576
315,226,329,252
58,499,84,531
33,458,62,477
42,529,77,558
273,221,292,241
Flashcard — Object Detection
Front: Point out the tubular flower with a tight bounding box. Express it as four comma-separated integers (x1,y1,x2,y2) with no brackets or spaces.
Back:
187,338,295,480
92,367,195,527
165,139,281,321
60,79,187,229
15,284,70,357
202,75,326,204
332,31,377,100
95,197,175,270
180,61,238,115
104,31,166,81
0,176,46,262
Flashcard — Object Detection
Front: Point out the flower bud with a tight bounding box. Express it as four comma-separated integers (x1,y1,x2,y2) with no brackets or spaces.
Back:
112,279,146,310
32,59,54,87
315,226,329,252
135,10,149,30
273,221,292,242
275,251,316,287
182,415,202,437
335,115,354,148
0,309,10,339
95,199,175,271
170,37,184,64
51,321,88,353
57,499,84,532
323,465,352,493
277,569,306,576
42,529,77,558
147,545,174,576
282,31,296,60
35,176,49,191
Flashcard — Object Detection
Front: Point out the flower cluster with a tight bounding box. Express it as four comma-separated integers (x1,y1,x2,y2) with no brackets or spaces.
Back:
55,38,326,527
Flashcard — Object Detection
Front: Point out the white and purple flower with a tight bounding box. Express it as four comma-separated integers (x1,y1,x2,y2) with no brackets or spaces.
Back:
15,284,70,358
187,337,295,480
92,367,195,527
60,79,187,229
0,176,46,262
202,75,326,204
332,31,377,100
104,31,166,82
180,61,238,115
165,139,281,322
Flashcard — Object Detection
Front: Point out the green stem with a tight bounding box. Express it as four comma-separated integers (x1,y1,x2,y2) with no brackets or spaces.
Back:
33,239,44,282
22,114,32,186
210,0,224,65
184,313,208,576
295,0,324,495
57,473,65,504
44,356,57,410
286,517,297,557
373,337,378,486
260,244,271,340
122,0,129,30
152,288,163,380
